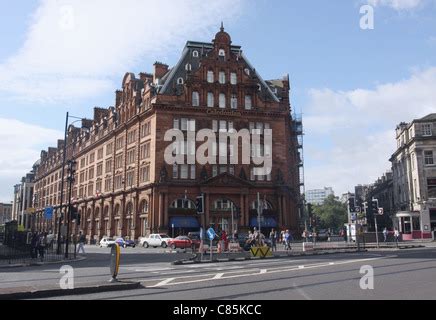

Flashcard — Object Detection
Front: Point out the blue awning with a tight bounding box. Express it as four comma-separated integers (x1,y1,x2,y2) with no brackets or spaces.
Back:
249,217,278,228
169,217,200,229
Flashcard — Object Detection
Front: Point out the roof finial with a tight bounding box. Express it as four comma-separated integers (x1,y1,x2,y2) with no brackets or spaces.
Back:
220,21,224,32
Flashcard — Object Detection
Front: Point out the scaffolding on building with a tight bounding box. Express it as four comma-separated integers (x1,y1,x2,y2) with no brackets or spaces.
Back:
292,112,306,230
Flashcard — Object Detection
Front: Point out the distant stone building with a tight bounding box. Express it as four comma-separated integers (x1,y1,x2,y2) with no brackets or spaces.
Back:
12,170,36,229
306,187,334,205
0,203,12,225
366,172,394,230
390,114,436,240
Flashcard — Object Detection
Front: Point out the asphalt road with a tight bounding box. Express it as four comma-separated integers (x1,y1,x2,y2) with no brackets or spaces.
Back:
18,246,436,300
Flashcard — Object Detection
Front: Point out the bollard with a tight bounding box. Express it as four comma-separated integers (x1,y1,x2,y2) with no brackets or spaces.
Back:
109,243,120,283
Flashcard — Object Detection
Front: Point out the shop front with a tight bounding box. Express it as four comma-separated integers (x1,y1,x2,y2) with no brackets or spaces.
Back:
395,211,432,240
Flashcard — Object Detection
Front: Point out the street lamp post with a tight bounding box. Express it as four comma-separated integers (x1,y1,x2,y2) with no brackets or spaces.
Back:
56,112,86,255
65,160,76,258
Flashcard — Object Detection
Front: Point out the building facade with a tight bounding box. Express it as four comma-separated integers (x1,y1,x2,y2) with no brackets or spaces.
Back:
0,203,12,225
305,187,334,205
366,172,394,230
30,27,301,243
12,171,36,229
390,114,436,239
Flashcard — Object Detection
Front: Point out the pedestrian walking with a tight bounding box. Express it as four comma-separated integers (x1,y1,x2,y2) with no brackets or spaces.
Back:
77,231,86,254
383,228,388,242
269,229,277,252
284,229,293,252
30,232,38,259
37,233,47,261
394,228,400,246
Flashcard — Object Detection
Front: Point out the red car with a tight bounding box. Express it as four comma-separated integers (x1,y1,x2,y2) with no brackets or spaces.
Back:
168,236,201,250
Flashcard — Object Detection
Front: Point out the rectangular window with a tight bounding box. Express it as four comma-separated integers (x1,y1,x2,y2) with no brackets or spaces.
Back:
96,181,102,194
180,165,189,179
424,151,434,165
89,152,95,164
422,124,432,136
139,165,150,183
173,119,179,130
219,120,227,133
88,183,94,197
126,171,134,187
104,177,112,192
212,165,218,177
96,163,103,177
173,164,178,179
207,92,214,108
127,148,136,165
127,130,137,144
140,142,151,160
212,120,218,132
105,159,112,174
190,165,196,180
88,167,95,180
219,72,226,84
207,71,214,83
114,175,123,190
192,91,200,107
115,154,124,169
116,137,124,150
231,94,238,109
97,148,104,160
106,142,113,156
230,73,237,85
219,93,226,109
188,119,196,132
245,95,252,110
140,122,151,138
181,118,188,131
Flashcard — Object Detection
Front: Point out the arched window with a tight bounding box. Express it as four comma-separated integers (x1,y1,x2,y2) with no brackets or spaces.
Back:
95,207,100,219
192,50,199,58
87,208,92,220
104,206,109,217
177,77,184,85
185,63,192,71
207,92,214,108
171,199,196,209
140,200,149,214
126,202,133,216
114,204,120,216
219,49,226,57
207,71,214,83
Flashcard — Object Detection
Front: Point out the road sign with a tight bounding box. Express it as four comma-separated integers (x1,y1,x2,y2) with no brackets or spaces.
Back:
44,207,53,220
378,208,384,215
207,228,216,241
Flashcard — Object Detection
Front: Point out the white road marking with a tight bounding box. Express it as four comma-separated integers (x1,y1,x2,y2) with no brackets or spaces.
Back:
213,273,224,279
293,282,312,300
260,269,267,274
150,278,175,287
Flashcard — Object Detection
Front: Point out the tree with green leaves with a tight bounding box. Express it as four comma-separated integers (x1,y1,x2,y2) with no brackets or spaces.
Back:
312,195,348,231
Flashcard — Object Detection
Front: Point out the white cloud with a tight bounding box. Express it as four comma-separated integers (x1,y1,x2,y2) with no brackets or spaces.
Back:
0,118,63,202
304,67,436,195
367,0,424,10
0,0,245,103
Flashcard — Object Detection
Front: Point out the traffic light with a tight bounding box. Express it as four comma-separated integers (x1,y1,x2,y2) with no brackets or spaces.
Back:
307,203,313,216
371,199,378,215
196,194,204,214
348,197,355,213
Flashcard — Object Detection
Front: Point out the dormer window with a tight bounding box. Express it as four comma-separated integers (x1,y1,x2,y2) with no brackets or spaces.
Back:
185,63,192,71
177,78,184,85
192,50,199,58
219,49,226,57
244,68,250,76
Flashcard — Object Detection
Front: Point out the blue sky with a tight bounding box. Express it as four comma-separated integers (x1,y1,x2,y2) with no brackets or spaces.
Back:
1,0,436,202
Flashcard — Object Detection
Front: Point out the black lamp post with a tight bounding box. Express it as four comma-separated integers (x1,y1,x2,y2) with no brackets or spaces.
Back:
56,112,86,255
65,159,77,258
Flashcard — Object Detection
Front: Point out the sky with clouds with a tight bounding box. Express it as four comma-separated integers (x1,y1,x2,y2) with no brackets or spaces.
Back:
0,0,435,202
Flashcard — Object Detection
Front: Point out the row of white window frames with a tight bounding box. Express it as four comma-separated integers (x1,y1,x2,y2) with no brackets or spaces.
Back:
191,91,252,109
172,164,272,181
174,118,271,133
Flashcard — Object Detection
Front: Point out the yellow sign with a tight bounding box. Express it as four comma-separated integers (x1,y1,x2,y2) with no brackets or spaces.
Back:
17,225,25,232
26,208,36,214
250,246,273,258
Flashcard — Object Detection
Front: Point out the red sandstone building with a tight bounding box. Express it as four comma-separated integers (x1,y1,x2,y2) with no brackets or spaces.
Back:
31,27,301,242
